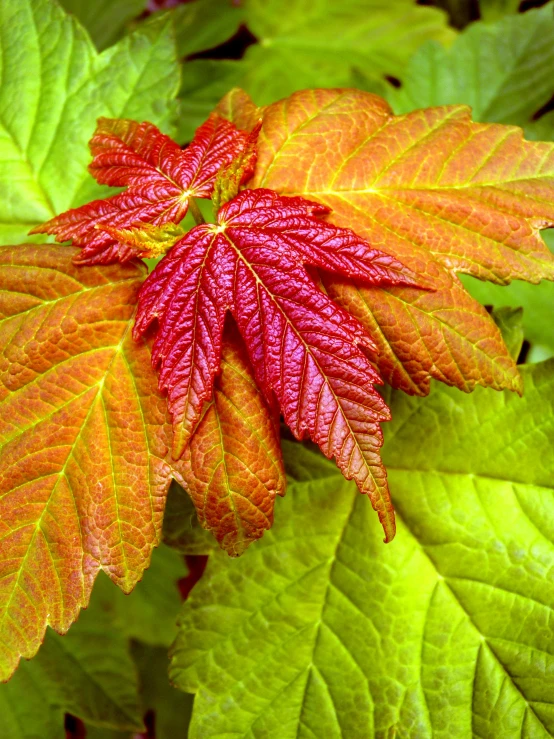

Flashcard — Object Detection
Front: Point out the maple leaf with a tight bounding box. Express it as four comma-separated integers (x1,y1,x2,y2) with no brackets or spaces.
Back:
0,245,189,681
31,113,249,265
171,359,554,738
220,88,554,395
182,321,286,556
135,188,419,543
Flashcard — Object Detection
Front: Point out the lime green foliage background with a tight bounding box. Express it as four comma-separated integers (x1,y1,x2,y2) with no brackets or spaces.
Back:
172,361,554,737
1,0,554,737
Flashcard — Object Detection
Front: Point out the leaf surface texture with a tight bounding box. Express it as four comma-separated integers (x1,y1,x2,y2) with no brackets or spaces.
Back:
135,189,418,541
237,87,554,394
171,360,554,738
0,245,188,680
0,0,180,244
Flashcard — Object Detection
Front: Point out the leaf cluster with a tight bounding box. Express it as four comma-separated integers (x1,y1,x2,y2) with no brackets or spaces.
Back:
1,1,554,737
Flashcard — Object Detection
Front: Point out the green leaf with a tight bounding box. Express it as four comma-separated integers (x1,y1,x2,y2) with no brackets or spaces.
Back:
0,582,144,737
90,544,187,648
170,360,554,737
479,0,520,22
163,481,218,555
490,306,524,360
86,645,193,739
526,110,554,142
59,0,148,50
170,0,244,58
132,643,193,739
244,0,454,80
0,0,180,245
179,60,245,142
177,0,453,141
387,3,554,126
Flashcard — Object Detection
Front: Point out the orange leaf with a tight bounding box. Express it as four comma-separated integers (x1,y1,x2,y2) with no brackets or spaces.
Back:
224,88,554,395
0,246,187,680
182,322,286,557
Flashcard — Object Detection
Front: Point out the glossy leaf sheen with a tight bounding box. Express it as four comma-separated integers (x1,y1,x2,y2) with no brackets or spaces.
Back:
234,88,554,395
0,245,188,681
135,189,419,542
33,114,249,265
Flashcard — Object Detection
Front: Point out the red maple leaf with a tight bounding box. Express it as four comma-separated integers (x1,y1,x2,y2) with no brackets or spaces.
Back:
134,188,420,542
31,114,249,265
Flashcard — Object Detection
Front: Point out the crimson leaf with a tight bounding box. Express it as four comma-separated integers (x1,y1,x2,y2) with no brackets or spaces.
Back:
31,114,249,265
134,188,419,541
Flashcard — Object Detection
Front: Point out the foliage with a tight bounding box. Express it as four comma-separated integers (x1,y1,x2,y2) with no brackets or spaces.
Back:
1,0,554,737
0,0,179,245
2,544,190,738
172,360,554,737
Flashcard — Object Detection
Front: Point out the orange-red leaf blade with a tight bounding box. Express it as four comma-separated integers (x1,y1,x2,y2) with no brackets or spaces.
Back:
227,87,554,395
183,322,286,556
136,189,414,542
0,245,188,681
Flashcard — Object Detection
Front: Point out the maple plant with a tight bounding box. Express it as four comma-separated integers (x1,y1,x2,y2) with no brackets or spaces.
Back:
2,0,554,737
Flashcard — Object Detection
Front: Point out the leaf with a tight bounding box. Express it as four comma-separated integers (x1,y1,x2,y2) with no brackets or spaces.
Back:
100,222,187,259
0,542,190,738
461,230,554,360
86,643,194,739
0,245,189,681
181,321,286,556
526,110,554,143
171,359,554,738
169,0,245,58
490,306,524,361
128,643,193,739
33,114,250,265
0,572,145,737
479,0,521,22
380,7,554,362
178,60,250,142
243,0,454,87
233,87,554,395
59,0,147,50
176,0,453,140
90,544,187,648
135,188,419,542
163,481,217,555
387,4,554,127
0,0,180,245
212,121,262,211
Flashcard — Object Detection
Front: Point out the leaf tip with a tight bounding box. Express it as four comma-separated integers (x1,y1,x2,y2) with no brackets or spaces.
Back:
381,512,396,543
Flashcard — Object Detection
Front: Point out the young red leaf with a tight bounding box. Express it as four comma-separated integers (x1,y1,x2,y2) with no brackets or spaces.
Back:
31,114,249,265
0,245,190,681
182,321,286,556
135,188,421,542
220,88,554,396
